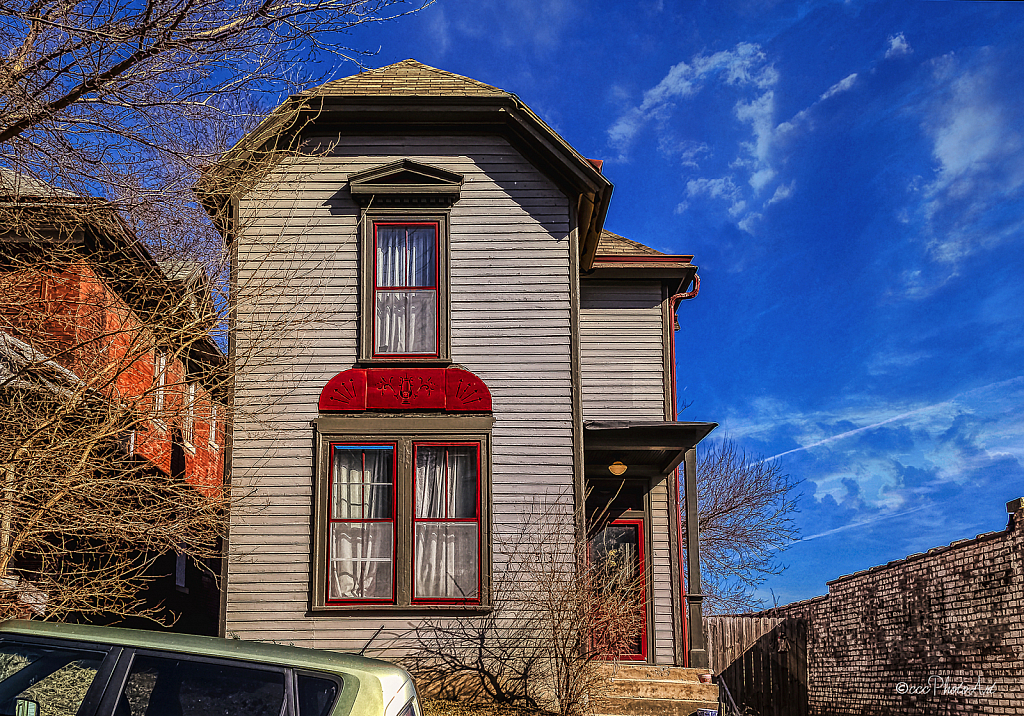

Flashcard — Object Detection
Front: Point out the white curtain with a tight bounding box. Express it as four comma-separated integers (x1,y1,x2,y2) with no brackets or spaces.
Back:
375,226,437,354
329,448,394,600
414,446,478,599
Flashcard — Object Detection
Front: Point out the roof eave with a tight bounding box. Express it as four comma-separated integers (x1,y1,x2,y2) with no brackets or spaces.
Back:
196,94,614,264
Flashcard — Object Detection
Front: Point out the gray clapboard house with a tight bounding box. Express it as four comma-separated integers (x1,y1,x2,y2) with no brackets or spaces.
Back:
200,60,715,668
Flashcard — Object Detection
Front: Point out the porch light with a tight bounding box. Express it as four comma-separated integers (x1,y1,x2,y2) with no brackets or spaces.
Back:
608,461,627,476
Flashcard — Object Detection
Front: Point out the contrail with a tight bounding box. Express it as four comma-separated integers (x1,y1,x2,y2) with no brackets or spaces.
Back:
796,504,931,542
758,375,1024,464
757,405,942,463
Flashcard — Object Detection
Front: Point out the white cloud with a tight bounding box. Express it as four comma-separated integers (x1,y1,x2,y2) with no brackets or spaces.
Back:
608,42,778,158
686,176,740,201
750,168,777,192
427,6,451,57
726,376,1024,515
767,181,794,205
912,54,1024,271
885,32,912,59
819,73,857,101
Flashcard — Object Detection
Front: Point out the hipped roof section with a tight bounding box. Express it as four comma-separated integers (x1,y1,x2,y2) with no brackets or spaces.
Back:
197,59,614,270
587,230,697,294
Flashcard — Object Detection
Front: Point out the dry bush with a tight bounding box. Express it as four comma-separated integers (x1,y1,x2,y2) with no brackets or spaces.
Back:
404,500,645,716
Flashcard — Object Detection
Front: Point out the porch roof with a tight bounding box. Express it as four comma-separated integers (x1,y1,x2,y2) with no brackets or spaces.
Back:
583,420,718,479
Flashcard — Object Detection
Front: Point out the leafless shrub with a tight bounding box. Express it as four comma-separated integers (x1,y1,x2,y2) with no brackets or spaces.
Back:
684,439,799,614
404,500,645,716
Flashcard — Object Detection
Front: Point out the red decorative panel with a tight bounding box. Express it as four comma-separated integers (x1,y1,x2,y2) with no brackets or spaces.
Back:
367,368,446,410
446,367,493,411
318,369,367,411
318,367,492,412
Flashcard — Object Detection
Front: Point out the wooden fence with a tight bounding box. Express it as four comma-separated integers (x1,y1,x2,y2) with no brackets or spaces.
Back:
704,615,808,716
705,616,782,675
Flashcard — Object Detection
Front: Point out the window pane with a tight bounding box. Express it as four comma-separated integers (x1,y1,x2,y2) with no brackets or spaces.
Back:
416,446,478,519
332,446,393,519
297,675,339,716
376,225,436,287
414,522,478,599
375,291,437,354
117,655,285,716
329,522,394,600
0,641,104,716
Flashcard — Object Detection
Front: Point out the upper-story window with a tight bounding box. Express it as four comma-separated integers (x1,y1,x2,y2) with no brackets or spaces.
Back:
374,222,438,357
183,382,196,450
153,352,167,422
209,403,219,450
351,159,462,364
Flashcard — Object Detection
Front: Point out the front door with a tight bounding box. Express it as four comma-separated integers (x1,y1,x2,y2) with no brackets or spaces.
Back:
589,518,648,661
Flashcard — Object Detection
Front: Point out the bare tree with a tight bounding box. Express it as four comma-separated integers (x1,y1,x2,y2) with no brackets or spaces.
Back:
0,0,427,621
0,0,429,262
0,205,228,622
684,440,799,614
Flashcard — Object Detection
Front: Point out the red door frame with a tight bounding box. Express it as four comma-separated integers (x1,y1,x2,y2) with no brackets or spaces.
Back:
590,517,649,662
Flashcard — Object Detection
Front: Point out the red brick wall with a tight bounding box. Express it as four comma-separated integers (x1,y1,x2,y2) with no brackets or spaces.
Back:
772,504,1024,715
1,259,224,488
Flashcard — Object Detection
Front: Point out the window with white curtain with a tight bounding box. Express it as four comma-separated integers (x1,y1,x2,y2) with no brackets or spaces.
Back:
374,223,438,356
359,213,450,363
414,444,480,601
327,444,396,602
314,427,489,609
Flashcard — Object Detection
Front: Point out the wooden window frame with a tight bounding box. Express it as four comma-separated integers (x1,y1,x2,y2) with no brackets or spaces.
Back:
152,351,167,429
359,210,451,365
324,442,398,605
183,382,196,452
311,415,493,614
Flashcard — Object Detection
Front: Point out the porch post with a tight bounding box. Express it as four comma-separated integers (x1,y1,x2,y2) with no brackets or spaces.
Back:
682,446,709,669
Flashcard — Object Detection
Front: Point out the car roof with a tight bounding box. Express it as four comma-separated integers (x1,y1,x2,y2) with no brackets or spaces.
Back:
0,620,402,680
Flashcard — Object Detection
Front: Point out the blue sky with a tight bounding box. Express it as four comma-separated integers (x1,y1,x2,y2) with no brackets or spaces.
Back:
339,0,1024,605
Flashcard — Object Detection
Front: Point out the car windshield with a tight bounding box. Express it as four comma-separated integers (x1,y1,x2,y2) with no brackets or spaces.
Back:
0,639,106,716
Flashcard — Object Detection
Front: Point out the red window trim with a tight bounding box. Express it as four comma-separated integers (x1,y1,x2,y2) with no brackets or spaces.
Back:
372,221,441,359
411,441,482,605
325,442,398,605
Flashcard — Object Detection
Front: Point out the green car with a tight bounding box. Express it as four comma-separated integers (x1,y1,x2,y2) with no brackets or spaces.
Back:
0,620,422,716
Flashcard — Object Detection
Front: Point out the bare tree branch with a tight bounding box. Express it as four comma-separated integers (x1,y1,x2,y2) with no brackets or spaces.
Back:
683,439,800,614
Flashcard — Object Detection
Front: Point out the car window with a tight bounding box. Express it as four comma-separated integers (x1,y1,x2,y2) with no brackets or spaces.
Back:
297,674,339,716
0,640,105,716
117,655,285,716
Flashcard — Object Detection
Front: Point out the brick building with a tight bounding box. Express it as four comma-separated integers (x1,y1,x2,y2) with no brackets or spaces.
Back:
0,173,226,631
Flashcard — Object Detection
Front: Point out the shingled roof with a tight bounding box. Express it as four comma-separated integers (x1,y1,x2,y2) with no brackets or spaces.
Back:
595,230,667,257
315,60,510,98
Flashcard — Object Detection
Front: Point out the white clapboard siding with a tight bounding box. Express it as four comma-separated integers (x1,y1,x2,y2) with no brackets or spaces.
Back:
649,479,676,665
227,135,576,654
580,282,666,421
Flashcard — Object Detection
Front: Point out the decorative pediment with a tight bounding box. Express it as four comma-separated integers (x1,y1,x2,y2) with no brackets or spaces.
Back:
348,159,463,206
319,366,492,412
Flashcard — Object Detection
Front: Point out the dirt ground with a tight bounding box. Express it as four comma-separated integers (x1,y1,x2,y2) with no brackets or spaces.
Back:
422,698,556,716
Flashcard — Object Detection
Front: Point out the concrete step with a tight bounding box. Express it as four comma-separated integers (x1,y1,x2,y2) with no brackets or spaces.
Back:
592,695,719,716
597,664,710,682
604,678,719,701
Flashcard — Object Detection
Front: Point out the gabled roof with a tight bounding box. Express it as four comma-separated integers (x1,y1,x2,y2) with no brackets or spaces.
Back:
199,60,613,269
317,59,509,98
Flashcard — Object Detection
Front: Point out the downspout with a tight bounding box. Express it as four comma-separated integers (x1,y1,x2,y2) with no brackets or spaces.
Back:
669,274,700,667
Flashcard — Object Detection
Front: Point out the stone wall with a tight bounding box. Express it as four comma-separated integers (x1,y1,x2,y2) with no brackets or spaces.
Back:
771,498,1024,715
